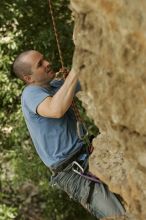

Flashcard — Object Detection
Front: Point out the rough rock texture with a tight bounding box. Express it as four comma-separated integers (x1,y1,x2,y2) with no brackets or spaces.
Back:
70,0,146,219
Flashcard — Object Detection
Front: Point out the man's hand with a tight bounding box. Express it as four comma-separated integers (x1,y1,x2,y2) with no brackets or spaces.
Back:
56,67,69,79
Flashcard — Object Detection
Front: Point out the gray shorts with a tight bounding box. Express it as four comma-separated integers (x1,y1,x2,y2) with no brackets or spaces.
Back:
50,168,125,219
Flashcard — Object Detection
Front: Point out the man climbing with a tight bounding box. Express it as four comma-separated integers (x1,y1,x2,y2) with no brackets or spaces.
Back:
12,50,125,219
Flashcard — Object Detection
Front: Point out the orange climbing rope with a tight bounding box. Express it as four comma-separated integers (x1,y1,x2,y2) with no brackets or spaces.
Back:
48,0,64,68
48,0,93,151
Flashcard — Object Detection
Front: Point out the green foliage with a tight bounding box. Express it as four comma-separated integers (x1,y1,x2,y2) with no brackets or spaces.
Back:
0,205,18,220
0,0,98,219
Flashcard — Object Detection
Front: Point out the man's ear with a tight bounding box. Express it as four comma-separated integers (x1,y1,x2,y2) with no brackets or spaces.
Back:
23,74,34,84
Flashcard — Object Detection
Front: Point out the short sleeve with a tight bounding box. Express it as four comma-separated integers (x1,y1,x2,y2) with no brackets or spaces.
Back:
21,86,51,114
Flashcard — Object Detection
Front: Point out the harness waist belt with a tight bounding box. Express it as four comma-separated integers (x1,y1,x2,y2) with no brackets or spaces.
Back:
50,147,87,174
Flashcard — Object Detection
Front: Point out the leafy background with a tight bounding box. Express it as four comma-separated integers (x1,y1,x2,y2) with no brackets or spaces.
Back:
0,0,98,219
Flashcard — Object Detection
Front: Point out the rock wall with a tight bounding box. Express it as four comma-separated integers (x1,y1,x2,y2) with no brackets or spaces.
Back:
70,0,146,219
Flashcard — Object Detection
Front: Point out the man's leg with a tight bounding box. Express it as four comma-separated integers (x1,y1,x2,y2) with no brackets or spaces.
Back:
82,182,125,219
51,170,125,219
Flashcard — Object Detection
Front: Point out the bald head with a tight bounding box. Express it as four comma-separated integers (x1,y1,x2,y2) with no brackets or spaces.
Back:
12,50,36,81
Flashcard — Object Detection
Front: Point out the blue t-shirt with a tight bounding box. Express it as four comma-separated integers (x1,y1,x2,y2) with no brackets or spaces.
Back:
21,79,84,168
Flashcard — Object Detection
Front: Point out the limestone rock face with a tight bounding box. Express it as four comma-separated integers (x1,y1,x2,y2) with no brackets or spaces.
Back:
70,0,146,219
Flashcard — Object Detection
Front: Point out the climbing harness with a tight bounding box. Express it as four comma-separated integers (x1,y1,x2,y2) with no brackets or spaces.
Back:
48,0,97,182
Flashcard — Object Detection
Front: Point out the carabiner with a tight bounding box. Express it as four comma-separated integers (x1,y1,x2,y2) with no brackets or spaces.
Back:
72,161,84,175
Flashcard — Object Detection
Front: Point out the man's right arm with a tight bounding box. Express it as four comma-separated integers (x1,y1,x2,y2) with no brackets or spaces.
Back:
37,69,78,118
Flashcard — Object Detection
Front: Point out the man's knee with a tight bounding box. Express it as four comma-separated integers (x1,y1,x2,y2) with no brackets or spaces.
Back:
87,182,126,218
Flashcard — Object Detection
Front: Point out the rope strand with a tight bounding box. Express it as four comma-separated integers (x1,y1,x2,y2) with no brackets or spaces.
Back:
48,0,91,147
48,0,83,124
48,0,64,68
